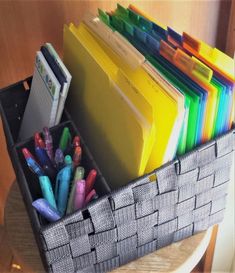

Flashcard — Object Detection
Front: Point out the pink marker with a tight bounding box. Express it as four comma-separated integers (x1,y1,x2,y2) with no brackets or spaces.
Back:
85,189,96,205
74,180,86,210
85,169,97,196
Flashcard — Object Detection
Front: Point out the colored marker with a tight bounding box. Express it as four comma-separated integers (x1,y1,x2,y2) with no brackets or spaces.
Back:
73,136,80,148
43,127,54,162
85,169,97,196
66,166,85,214
73,146,82,167
22,148,44,176
32,199,61,222
54,148,64,169
22,147,37,162
85,189,97,205
74,166,85,181
65,155,73,166
74,180,86,210
35,146,53,169
34,132,46,149
59,127,71,152
39,176,57,209
55,165,72,216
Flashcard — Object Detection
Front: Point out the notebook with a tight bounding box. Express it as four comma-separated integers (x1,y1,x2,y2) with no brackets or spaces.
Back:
44,43,72,125
19,51,60,140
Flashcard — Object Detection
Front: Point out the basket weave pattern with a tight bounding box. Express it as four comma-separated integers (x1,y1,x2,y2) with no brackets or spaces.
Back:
41,130,234,273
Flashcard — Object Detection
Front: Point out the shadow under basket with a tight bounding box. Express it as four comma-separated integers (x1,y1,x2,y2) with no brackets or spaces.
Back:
1,78,235,273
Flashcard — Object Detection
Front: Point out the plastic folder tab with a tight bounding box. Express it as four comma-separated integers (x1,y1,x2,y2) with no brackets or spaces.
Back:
79,19,179,173
84,15,185,161
64,24,154,188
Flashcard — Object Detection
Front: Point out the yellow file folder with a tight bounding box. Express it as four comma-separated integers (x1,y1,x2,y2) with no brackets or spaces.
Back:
64,24,154,188
72,22,179,173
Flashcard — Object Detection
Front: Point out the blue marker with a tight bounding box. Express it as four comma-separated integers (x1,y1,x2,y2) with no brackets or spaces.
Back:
39,176,57,209
55,165,72,216
35,147,53,169
32,198,61,222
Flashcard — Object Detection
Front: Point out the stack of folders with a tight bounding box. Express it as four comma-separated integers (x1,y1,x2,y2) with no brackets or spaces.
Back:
19,44,72,140
64,4,235,189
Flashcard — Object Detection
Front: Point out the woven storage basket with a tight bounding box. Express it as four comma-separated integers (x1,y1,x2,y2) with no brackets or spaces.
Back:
40,129,234,273
0,79,234,273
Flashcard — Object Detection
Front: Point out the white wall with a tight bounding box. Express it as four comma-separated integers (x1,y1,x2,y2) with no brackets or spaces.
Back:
212,155,235,272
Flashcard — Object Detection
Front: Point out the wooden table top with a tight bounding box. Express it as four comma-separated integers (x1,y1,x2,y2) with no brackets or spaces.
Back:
5,182,212,273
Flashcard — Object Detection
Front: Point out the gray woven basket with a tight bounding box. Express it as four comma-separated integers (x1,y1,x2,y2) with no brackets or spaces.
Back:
40,129,234,273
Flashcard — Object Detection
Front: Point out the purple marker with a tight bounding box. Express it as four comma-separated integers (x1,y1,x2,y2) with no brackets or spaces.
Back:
54,148,64,169
43,127,54,162
32,198,61,222
74,180,86,211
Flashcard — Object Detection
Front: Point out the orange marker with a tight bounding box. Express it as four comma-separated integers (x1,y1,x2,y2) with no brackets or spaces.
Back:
73,146,82,167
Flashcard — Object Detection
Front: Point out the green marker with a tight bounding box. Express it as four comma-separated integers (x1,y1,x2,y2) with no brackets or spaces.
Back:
59,127,71,152
66,166,85,214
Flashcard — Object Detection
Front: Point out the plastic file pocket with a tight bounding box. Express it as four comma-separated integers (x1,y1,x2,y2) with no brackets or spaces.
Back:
0,78,235,273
